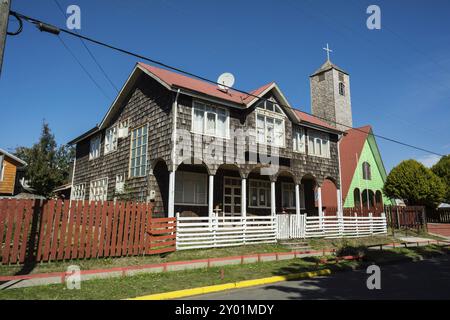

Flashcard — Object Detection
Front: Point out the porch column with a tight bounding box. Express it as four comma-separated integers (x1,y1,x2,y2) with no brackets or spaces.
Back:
317,186,323,217
241,178,247,217
168,170,175,218
337,189,342,217
270,181,276,216
208,175,214,217
295,183,301,216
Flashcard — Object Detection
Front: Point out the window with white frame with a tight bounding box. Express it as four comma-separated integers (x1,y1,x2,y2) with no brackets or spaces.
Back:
249,180,271,208
281,183,305,209
129,125,148,177
192,101,229,138
71,183,86,201
115,174,125,193
174,171,207,205
308,131,330,158
256,99,283,114
256,114,285,147
104,126,118,154
89,178,108,201
293,127,306,153
118,119,129,138
0,155,4,181
89,135,101,160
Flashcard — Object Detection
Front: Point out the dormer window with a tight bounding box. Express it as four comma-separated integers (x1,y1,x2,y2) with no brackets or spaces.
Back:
339,82,345,96
104,126,118,154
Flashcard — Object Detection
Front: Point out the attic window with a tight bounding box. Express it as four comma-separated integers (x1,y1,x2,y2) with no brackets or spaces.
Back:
257,98,283,114
318,73,325,82
338,72,344,82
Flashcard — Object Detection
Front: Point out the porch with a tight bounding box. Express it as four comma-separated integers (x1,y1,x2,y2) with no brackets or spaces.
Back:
165,161,343,219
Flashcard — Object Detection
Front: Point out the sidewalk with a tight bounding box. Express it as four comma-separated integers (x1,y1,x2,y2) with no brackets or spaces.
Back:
0,249,335,290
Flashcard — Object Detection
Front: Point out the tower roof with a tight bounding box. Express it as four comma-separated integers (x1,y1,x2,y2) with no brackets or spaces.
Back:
310,59,348,77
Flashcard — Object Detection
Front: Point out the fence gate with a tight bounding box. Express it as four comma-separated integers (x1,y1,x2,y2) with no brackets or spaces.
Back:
276,214,305,239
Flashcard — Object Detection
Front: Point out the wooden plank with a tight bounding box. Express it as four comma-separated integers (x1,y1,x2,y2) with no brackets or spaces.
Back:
138,203,147,254
127,202,137,256
149,234,176,241
133,202,142,255
85,201,96,259
150,228,177,235
78,200,89,259
151,217,176,223
71,200,85,259
111,201,121,256
105,203,119,256
50,200,63,261
65,201,77,260
3,200,17,264
97,201,108,258
57,200,70,260
104,201,115,257
115,202,125,256
121,202,131,256
19,200,34,264
149,240,176,248
0,199,8,249
91,201,102,258
10,200,25,264
42,200,55,262
36,200,48,262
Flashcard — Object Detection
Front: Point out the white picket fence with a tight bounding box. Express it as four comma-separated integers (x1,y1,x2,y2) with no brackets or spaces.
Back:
276,213,387,239
176,214,277,250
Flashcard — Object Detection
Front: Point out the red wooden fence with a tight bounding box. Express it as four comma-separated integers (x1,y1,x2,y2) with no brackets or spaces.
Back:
384,205,426,230
0,199,176,265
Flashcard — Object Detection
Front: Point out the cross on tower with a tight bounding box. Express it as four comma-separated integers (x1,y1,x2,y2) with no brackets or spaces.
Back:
323,43,333,61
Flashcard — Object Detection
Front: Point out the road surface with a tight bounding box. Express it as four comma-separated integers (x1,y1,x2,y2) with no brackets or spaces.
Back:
185,255,450,300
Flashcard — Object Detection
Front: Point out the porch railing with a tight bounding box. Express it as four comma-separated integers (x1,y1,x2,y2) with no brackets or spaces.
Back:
176,214,277,250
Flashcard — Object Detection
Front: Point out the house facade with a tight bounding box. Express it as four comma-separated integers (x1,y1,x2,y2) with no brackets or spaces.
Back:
69,61,345,218
322,125,394,208
0,148,27,196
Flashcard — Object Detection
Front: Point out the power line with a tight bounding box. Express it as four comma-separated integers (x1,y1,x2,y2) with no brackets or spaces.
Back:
11,10,445,157
56,35,111,100
53,0,119,92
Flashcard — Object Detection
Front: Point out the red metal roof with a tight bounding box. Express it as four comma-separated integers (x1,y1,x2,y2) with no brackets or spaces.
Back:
138,62,273,106
321,125,371,208
293,110,340,131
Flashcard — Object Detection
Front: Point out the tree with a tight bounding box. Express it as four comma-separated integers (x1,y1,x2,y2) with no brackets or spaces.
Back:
14,121,74,197
383,159,446,208
431,155,450,203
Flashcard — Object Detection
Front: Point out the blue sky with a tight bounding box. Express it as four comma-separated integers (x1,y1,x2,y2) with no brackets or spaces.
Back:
1,0,449,172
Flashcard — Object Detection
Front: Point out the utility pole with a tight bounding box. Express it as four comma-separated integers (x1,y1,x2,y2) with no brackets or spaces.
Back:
0,0,11,77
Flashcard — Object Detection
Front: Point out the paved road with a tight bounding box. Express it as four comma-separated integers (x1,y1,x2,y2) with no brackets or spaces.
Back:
185,256,450,300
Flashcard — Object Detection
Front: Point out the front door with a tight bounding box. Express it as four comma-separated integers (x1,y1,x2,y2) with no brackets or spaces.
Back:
223,177,241,216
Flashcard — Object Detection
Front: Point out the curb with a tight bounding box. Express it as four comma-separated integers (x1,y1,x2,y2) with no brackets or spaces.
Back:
127,268,332,300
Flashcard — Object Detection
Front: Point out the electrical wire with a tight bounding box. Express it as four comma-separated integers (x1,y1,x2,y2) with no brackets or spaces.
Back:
53,0,119,93
10,10,446,157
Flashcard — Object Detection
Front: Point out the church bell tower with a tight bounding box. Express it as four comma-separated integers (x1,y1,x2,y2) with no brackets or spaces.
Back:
310,44,352,131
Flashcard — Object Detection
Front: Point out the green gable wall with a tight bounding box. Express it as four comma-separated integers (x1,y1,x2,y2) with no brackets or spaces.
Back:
343,136,393,207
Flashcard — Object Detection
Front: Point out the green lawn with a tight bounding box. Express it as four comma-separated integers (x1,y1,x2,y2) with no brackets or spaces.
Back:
0,244,448,300
0,243,289,276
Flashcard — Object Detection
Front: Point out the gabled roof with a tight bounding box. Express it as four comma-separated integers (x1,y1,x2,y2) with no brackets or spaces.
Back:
0,148,27,166
310,59,348,77
70,62,343,144
339,125,372,200
138,63,271,106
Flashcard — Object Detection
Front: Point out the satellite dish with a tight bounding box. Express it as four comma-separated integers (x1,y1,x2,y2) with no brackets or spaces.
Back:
217,72,235,91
